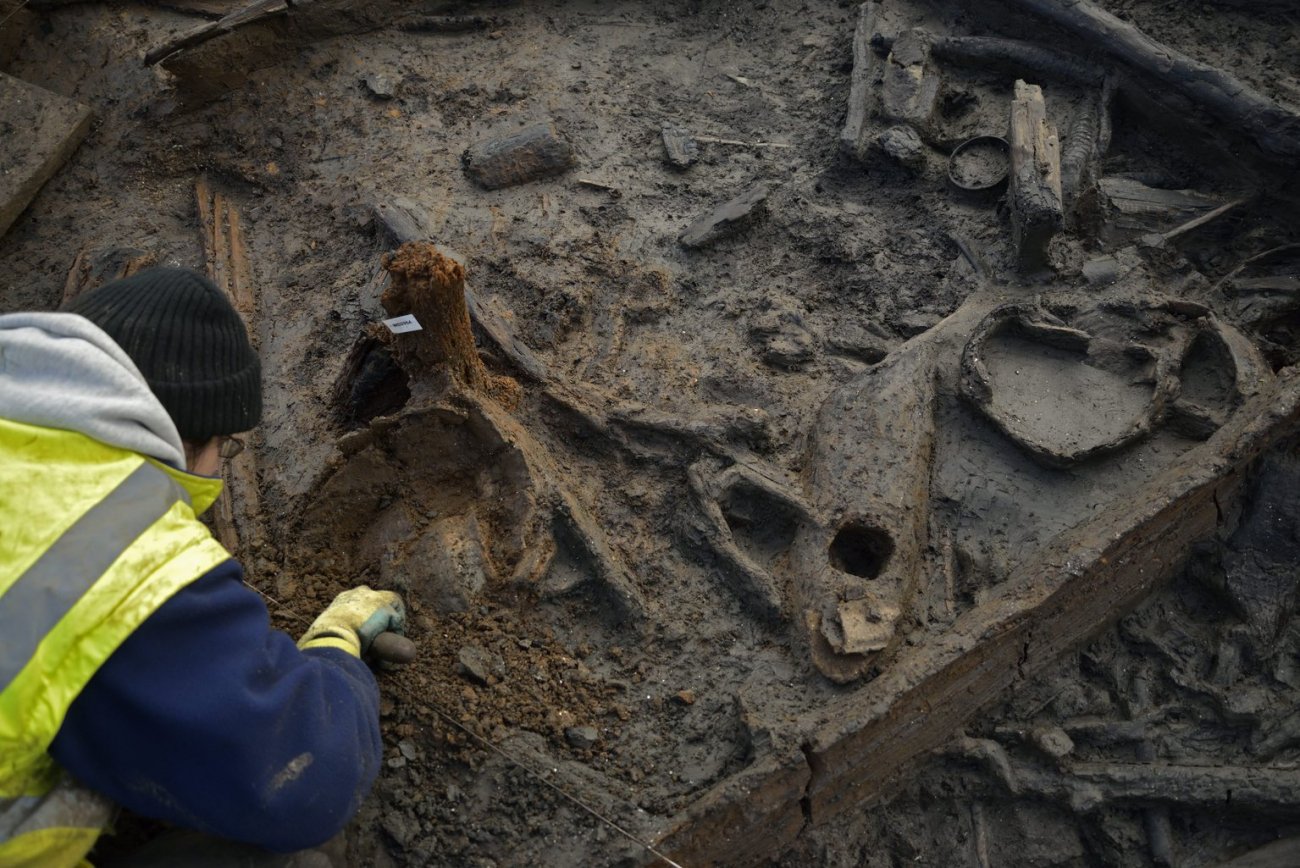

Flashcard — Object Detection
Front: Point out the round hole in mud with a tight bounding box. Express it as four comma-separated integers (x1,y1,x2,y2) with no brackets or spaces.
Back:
828,522,894,579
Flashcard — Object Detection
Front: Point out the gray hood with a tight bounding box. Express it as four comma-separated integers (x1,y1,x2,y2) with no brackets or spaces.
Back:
0,312,186,468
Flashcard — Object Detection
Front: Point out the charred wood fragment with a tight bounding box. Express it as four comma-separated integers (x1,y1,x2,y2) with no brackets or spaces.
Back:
662,123,699,170
463,122,575,190
931,36,1105,86
331,334,411,427
679,184,770,249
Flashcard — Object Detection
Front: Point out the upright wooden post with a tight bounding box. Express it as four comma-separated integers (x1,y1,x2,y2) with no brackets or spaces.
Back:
1010,80,1064,271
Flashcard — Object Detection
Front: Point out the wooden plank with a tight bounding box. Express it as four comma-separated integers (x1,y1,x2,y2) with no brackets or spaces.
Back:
839,2,881,159
194,178,264,566
212,193,229,297
228,206,254,315
195,177,218,277
1099,177,1227,243
1009,80,1063,271
60,246,158,307
0,74,93,239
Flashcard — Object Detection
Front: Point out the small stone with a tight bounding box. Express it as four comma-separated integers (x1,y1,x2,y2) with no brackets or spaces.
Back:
457,645,505,685
878,125,926,171
661,122,699,169
1082,246,1141,286
360,72,399,100
381,812,416,846
675,689,696,705
1032,726,1075,760
1082,256,1124,285
679,184,770,249
387,756,407,769
565,725,600,749
398,739,418,760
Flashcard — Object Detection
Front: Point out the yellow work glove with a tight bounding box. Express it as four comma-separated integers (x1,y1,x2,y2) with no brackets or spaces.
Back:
297,586,406,658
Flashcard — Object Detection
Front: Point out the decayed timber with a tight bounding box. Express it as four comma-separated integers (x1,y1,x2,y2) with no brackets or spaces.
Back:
839,1,881,159
0,74,93,240
144,0,288,66
652,349,1300,868
1099,177,1227,243
61,246,157,307
794,342,940,683
365,196,551,383
380,242,522,408
880,29,940,134
196,177,255,315
803,366,1300,823
1001,0,1300,160
1060,75,1115,221
1009,80,1063,271
156,0,396,101
151,0,249,18
195,179,264,565
1212,838,1300,868
931,36,1105,86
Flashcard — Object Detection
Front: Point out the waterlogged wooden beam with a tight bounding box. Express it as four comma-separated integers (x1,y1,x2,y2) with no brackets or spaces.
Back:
641,360,1300,868
0,74,92,240
803,366,1300,823
195,179,264,565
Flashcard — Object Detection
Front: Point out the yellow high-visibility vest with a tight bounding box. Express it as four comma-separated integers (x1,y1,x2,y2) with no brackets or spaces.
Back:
0,417,231,868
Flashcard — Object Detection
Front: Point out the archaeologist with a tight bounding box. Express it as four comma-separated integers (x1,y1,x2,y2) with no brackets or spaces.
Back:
0,267,405,868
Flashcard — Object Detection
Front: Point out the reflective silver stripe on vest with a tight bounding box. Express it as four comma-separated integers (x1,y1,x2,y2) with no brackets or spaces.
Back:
0,773,115,843
0,462,189,692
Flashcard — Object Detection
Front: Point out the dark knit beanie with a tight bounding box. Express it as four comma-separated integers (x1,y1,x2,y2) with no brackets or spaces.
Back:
64,267,262,441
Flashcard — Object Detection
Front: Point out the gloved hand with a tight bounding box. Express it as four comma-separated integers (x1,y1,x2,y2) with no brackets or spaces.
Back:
297,586,406,659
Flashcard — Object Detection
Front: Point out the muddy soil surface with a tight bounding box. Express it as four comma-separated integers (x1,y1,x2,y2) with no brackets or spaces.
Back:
3,0,1300,866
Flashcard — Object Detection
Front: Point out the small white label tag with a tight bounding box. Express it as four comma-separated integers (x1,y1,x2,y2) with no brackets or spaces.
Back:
382,314,423,334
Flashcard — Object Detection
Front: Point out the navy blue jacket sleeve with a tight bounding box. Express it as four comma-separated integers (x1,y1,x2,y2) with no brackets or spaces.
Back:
49,559,383,853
